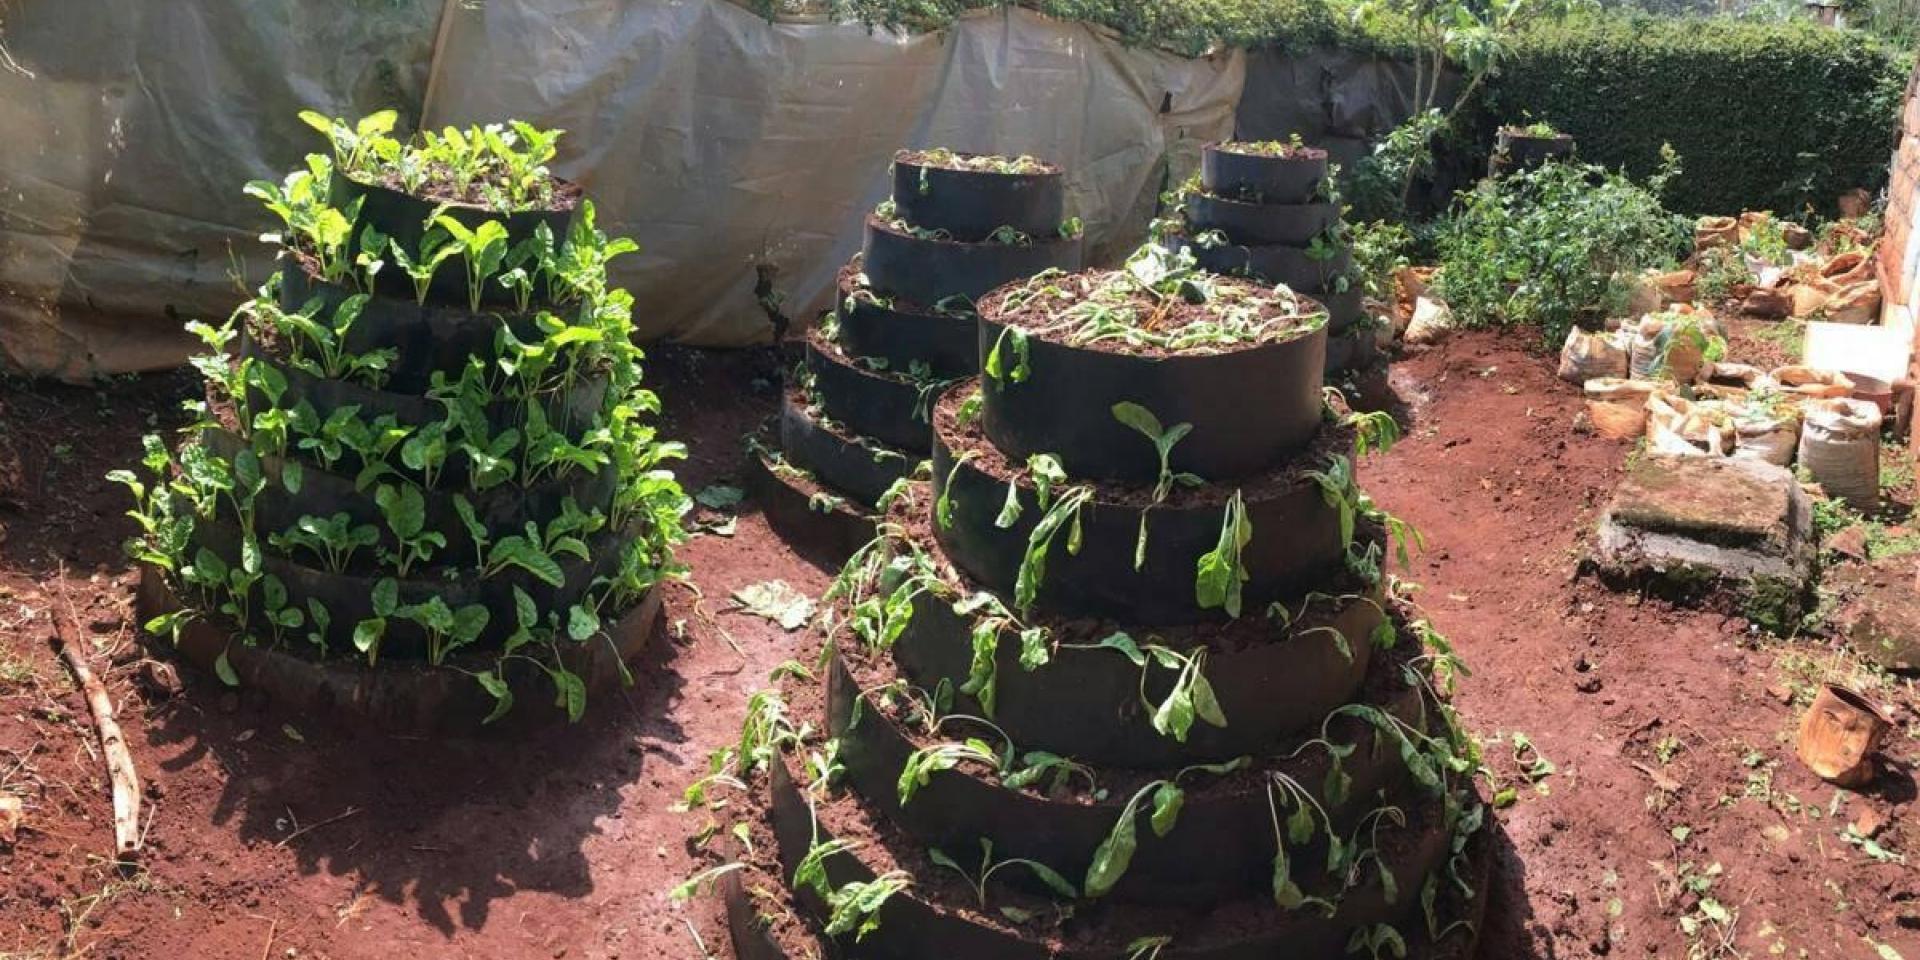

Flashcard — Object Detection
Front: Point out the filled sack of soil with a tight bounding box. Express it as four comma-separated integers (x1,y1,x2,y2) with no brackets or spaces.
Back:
1741,285,1792,318
1695,215,1739,251
1403,294,1453,346
1824,281,1881,324
1729,400,1802,467
1820,251,1873,286
1584,378,1658,440
1798,397,1882,511
1646,391,1732,457
1772,366,1855,400
1558,326,1629,383
1653,269,1698,305
1791,278,1838,318
1702,361,1770,392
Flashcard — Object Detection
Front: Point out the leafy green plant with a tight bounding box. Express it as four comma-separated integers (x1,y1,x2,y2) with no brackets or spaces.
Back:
930,838,1079,912
249,294,395,388
1111,402,1204,570
245,158,365,286
792,826,912,942
1067,631,1227,743
374,483,445,576
1082,757,1248,897
269,512,379,573
435,216,512,313
1013,485,1094,613
388,226,460,305
1194,490,1252,618
1433,146,1689,347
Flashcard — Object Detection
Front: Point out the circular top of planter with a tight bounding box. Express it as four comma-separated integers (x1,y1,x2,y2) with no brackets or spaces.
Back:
335,168,584,217
973,265,1328,482
891,149,1067,243
1200,141,1329,205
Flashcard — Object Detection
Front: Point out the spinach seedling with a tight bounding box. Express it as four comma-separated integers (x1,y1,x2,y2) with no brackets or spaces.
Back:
434,215,511,313
791,833,911,942
1083,756,1249,897
1194,490,1252,618
929,838,1078,914
1065,631,1227,743
374,483,445,576
1111,401,1203,569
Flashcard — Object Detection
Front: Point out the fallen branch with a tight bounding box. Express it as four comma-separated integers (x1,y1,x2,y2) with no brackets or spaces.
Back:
51,571,142,860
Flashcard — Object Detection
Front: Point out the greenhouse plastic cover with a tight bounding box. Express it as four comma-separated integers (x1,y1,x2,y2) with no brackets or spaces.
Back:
0,0,1421,379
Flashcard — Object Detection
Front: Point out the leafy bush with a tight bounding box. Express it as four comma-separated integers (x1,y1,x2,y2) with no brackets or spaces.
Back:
1484,14,1912,215
1432,148,1690,345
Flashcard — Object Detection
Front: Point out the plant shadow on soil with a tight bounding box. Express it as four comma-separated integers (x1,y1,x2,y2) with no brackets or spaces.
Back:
137,623,690,935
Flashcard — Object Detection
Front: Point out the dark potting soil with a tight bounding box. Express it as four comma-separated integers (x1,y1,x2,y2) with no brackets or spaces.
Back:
932,384,1354,510
976,270,1324,359
809,324,926,388
1212,141,1329,160
895,149,1061,176
352,168,584,215
837,258,967,319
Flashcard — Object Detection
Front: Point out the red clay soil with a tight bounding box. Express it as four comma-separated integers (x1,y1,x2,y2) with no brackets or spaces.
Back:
1,331,1915,960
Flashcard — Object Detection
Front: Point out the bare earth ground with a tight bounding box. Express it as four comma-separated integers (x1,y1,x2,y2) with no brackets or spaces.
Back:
0,329,1914,960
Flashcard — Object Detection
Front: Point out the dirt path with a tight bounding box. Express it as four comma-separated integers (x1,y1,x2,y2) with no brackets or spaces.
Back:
1371,333,1917,960
1,332,1914,959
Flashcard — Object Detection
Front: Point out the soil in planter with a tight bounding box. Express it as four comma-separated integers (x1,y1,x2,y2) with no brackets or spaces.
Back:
976,269,1326,360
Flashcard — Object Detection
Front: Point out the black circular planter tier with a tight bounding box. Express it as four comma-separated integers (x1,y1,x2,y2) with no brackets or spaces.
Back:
753,750,1469,960
776,389,917,508
1183,236,1352,294
832,268,979,376
135,565,659,735
931,389,1351,626
876,537,1386,765
278,256,550,393
744,439,880,566
976,313,1327,484
185,514,635,657
826,648,1430,905
803,332,942,453
330,171,582,305
199,427,617,565
1184,194,1336,247
1200,143,1329,205
240,330,609,438
1492,129,1575,174
891,152,1066,242
861,215,1084,308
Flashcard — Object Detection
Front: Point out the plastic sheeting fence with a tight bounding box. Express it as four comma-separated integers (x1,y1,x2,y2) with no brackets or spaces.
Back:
0,0,1425,380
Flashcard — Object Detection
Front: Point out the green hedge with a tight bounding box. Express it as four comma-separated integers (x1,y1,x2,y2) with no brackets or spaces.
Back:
753,2,1912,216
1483,15,1912,216
752,0,1423,56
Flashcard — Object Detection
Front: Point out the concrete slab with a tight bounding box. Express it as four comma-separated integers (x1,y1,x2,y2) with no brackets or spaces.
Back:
1593,455,1816,631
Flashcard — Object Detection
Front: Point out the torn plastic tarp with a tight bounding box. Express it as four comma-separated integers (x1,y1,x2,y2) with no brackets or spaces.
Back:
0,0,1343,377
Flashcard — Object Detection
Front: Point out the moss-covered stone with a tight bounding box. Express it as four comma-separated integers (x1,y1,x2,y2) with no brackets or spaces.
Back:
1593,455,1815,633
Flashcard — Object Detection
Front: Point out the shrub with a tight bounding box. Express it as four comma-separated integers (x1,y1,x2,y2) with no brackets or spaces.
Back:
1432,148,1691,345
1483,14,1912,216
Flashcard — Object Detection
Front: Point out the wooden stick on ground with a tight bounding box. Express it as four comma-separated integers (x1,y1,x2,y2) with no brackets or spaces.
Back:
51,570,142,860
